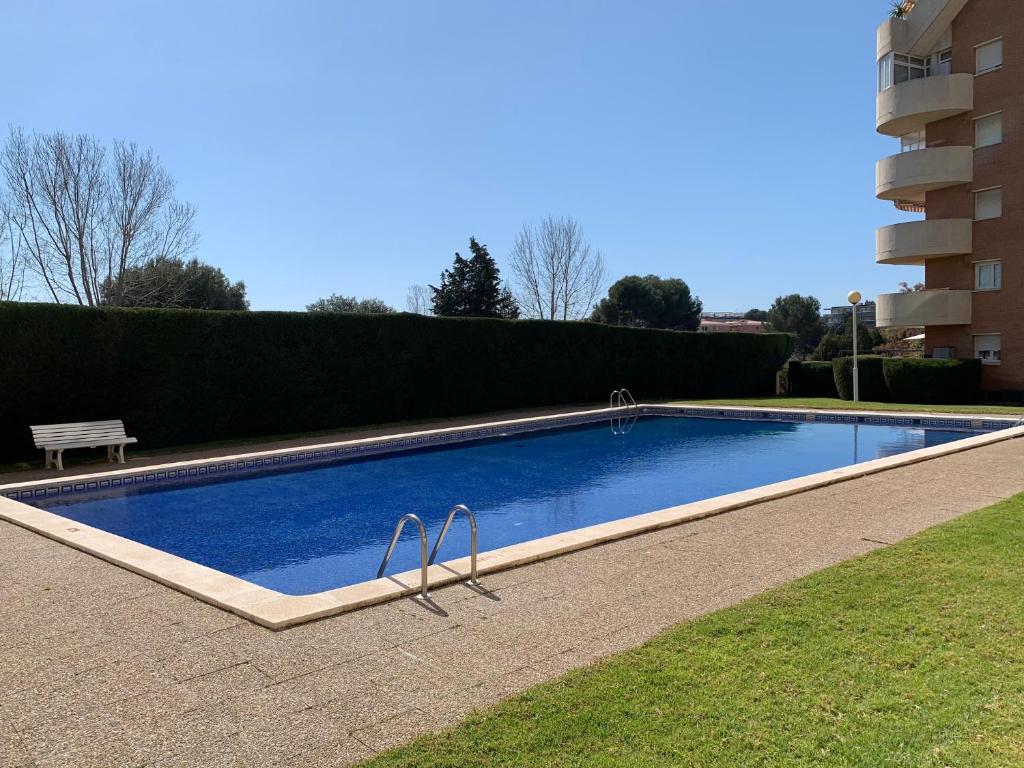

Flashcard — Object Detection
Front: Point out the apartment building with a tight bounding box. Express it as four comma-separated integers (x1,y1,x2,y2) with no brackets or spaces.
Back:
824,303,878,330
874,0,1021,395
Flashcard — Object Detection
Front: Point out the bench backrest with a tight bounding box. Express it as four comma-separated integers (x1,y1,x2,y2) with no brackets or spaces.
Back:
30,420,129,448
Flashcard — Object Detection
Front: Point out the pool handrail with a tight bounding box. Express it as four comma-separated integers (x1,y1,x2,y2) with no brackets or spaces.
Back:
427,504,479,584
619,388,638,409
377,513,429,598
610,389,638,411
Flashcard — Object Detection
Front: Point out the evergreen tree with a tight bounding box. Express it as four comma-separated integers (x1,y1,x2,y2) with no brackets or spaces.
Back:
306,295,395,313
102,256,248,310
766,294,825,355
590,274,702,331
431,238,519,318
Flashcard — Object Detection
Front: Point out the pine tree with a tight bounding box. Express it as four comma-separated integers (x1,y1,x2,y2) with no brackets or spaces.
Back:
431,238,519,318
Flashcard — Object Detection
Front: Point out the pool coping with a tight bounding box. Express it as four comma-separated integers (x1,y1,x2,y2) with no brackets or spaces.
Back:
1,404,1021,630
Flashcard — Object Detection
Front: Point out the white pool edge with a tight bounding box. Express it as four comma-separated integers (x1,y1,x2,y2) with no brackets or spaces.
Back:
1,406,1021,630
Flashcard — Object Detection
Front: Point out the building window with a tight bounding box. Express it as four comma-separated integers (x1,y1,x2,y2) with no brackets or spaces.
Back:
976,39,1003,74
878,52,927,92
975,188,1003,221
975,334,1001,365
975,260,1002,290
928,48,953,76
975,112,1003,148
901,130,926,152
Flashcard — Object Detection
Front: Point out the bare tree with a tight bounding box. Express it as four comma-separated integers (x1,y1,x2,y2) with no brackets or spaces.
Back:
0,128,198,306
508,215,605,320
405,284,433,315
0,201,25,301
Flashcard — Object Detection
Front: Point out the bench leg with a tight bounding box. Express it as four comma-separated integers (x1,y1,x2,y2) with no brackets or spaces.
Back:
55,449,64,471
43,449,64,471
107,445,115,463
118,444,126,464
44,450,54,470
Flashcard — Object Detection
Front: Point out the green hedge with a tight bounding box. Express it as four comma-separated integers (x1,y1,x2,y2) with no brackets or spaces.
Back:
832,356,889,402
788,361,838,397
0,303,794,464
882,358,981,405
829,356,982,404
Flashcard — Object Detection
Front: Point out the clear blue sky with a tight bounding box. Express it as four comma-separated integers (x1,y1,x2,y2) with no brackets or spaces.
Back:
5,0,920,313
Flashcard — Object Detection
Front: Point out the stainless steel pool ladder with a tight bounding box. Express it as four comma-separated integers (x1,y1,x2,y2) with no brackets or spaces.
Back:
377,505,480,598
428,504,479,585
609,388,638,411
609,389,638,435
377,513,429,598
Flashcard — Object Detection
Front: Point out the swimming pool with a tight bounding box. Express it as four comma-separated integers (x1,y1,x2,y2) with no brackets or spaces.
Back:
22,411,992,596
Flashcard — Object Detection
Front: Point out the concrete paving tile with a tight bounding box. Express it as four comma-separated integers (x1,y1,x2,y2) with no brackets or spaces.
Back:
104,682,206,727
22,710,142,768
275,736,375,768
0,717,35,768
114,701,243,765
179,661,272,705
234,704,352,765
349,706,440,753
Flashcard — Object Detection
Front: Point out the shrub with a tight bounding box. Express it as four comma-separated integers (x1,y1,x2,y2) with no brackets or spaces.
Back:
882,358,981,405
0,303,794,463
788,361,838,397
832,356,889,401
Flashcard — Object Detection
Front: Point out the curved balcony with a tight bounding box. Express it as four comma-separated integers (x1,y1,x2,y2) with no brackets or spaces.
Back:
876,74,974,136
876,289,972,328
875,146,973,203
875,218,973,265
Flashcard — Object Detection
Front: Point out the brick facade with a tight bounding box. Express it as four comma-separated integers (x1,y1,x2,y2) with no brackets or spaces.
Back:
924,0,1023,393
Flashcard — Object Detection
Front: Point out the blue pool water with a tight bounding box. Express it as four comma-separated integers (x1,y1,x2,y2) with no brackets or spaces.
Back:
33,415,985,595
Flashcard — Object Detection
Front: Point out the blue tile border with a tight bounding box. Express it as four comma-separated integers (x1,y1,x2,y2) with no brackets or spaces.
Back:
2,406,1012,503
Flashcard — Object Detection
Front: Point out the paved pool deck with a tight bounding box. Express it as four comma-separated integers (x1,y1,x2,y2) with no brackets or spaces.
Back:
2,431,1023,767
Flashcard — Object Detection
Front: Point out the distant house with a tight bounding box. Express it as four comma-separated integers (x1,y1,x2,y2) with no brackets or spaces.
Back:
699,314,766,334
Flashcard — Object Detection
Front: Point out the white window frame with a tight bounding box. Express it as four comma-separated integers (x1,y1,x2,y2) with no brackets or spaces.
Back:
974,112,1003,149
975,38,1003,75
975,187,1003,221
974,260,1002,291
878,52,928,92
974,333,1001,366
901,130,926,152
928,48,953,76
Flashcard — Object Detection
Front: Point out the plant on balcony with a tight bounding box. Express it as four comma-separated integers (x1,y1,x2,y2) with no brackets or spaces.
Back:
889,1,908,19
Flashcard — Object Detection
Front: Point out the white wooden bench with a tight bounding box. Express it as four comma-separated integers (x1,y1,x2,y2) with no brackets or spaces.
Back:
30,420,138,471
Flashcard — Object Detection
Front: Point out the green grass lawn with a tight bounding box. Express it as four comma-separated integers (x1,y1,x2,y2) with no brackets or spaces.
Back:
362,495,1024,767
676,396,1024,417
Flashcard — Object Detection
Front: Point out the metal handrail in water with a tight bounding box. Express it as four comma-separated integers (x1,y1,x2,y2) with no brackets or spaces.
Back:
377,513,429,598
427,504,479,584
611,413,638,435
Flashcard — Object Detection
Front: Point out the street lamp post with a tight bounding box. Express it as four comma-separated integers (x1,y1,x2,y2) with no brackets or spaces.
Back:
848,291,862,403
